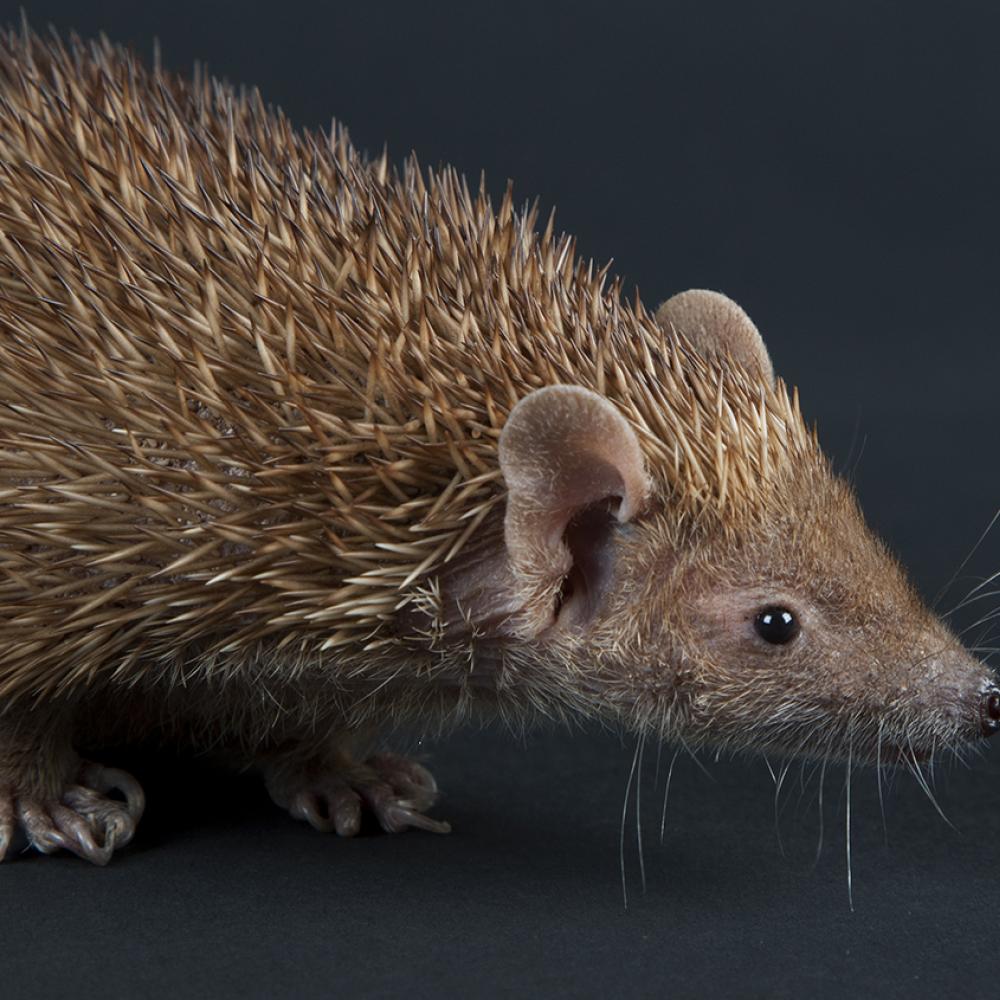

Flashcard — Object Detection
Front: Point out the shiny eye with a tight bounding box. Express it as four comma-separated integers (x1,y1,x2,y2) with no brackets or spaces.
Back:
753,606,800,645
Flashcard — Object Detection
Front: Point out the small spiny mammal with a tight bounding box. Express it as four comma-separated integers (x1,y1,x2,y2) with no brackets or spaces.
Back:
0,27,995,865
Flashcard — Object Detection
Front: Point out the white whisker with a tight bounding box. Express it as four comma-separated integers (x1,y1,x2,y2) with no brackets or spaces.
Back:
774,760,790,858
876,718,888,847
947,569,1000,617
763,756,777,784
957,606,1000,640
636,736,646,895
932,507,1000,610
846,735,854,912
814,753,827,867
660,747,680,845
679,737,713,781
945,587,1000,618
908,742,958,832
620,738,641,910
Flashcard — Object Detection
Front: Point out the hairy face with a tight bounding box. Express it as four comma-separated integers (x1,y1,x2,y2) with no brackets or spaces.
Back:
489,291,997,771
624,471,994,765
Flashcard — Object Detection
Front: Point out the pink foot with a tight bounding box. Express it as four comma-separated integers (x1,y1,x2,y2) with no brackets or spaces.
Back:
0,761,144,866
266,752,451,837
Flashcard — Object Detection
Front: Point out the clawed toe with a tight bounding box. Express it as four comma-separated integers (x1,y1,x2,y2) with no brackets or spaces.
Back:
290,783,363,837
78,763,145,821
0,761,144,865
373,797,451,835
368,753,439,812
352,776,450,834
269,751,450,839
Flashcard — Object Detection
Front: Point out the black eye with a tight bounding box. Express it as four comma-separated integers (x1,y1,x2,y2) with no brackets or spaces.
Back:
753,606,800,645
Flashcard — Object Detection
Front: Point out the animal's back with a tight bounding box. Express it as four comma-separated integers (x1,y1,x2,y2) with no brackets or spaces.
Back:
0,29,466,697
0,29,805,703
0,29,644,700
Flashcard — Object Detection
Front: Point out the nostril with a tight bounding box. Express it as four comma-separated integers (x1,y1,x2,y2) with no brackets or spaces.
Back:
980,686,1000,737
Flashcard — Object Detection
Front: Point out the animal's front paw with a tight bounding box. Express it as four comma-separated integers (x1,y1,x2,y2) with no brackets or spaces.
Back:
0,762,145,865
266,752,451,837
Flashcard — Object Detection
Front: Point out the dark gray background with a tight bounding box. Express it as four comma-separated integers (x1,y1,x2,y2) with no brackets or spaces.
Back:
1,1,998,997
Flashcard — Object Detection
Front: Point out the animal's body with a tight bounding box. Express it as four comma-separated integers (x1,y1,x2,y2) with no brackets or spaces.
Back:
0,28,994,864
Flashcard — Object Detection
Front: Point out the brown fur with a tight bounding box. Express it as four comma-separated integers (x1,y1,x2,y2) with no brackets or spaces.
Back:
0,27,991,861
0,28,812,701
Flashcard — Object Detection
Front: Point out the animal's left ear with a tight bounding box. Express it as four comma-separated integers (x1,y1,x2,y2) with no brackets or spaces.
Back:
499,385,649,632
655,289,774,383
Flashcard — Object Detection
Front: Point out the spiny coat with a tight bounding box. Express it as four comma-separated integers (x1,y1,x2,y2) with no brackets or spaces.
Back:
0,28,811,702
0,28,992,866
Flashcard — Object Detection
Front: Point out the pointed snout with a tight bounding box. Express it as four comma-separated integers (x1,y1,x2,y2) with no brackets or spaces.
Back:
980,685,1000,737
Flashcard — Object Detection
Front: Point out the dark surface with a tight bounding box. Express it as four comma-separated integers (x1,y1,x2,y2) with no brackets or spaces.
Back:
0,1,998,997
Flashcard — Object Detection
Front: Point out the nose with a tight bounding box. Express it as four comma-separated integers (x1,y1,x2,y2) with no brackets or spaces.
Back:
980,685,1000,737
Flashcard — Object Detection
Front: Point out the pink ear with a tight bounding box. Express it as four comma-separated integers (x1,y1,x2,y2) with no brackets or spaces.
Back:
655,289,774,383
499,385,649,599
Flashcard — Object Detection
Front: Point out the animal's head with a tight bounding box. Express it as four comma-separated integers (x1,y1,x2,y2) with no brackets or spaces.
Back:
492,290,998,765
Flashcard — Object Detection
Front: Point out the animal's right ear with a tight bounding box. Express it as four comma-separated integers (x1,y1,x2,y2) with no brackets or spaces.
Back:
499,385,649,634
655,289,774,383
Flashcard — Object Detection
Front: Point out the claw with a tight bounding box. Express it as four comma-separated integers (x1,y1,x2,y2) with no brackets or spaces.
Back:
65,784,137,851
49,802,112,866
362,755,449,832
267,751,450,838
79,763,145,820
0,761,143,864
382,801,451,835
290,784,364,836
369,753,439,811
290,791,336,833
354,779,451,834
18,801,72,855
326,784,363,837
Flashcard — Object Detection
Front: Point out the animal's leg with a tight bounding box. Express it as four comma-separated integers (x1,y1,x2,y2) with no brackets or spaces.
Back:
263,742,450,837
0,708,144,865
